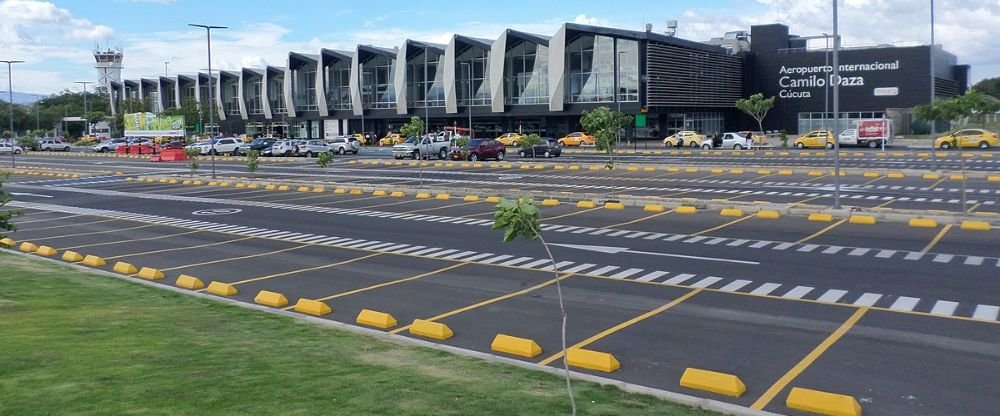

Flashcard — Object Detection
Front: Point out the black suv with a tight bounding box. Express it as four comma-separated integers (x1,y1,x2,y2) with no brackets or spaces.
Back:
518,137,562,158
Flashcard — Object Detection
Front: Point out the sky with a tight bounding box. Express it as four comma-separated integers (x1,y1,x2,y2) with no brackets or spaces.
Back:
0,0,997,95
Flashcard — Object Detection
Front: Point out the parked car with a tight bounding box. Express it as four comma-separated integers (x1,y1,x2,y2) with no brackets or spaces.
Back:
127,138,154,146
296,140,332,157
325,136,361,154
38,138,71,152
238,137,278,155
662,131,706,148
392,135,451,160
518,138,562,158
92,138,128,153
700,132,752,149
792,130,834,149
496,132,524,147
270,140,301,156
934,129,999,149
379,133,405,146
450,138,506,161
0,142,23,154
190,137,243,155
557,132,595,147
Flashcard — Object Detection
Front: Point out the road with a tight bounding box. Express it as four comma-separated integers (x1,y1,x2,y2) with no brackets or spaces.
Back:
2,150,999,416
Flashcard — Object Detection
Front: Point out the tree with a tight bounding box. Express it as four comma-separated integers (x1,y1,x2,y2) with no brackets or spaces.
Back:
580,106,632,198
399,116,425,144
520,133,541,157
914,91,999,131
972,77,1000,100
316,151,333,168
736,93,776,134
492,197,576,415
0,173,20,240
184,148,202,177
245,150,260,174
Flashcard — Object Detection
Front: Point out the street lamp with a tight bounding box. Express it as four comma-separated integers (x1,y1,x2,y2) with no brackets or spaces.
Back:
189,23,227,179
164,61,170,77
460,62,473,139
832,0,842,209
359,61,365,138
929,0,937,171
75,81,92,137
2,60,24,168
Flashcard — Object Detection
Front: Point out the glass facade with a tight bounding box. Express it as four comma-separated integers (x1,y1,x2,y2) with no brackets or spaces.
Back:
457,45,490,106
797,111,885,134
566,35,638,103
161,83,176,108
181,83,196,103
292,65,317,112
504,40,549,105
324,60,351,111
268,73,286,115
406,49,445,108
222,78,240,116
361,55,396,109
245,77,264,115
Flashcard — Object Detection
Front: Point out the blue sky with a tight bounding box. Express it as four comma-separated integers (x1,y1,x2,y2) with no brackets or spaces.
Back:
1,0,996,95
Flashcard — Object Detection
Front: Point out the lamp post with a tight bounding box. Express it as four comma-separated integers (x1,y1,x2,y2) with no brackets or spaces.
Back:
424,46,430,137
2,60,24,168
75,81,92,137
929,0,937,171
164,61,170,77
460,62,473,138
616,50,627,147
359,61,365,139
34,95,41,132
832,0,842,209
189,23,227,179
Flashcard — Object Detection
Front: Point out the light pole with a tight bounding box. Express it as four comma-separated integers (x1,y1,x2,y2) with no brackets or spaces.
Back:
164,61,170,77
460,62,473,139
832,0,842,209
424,46,430,138
359,61,365,138
189,23,227,179
34,95,41,132
2,60,24,168
616,50,627,147
75,81,92,137
929,0,937,171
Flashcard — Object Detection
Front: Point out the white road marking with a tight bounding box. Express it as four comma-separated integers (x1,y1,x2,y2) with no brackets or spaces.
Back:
929,300,959,316
816,289,848,303
750,283,781,296
889,296,921,312
718,279,753,292
635,271,669,282
972,305,1000,321
689,276,723,288
662,273,697,285
782,286,814,299
853,293,883,307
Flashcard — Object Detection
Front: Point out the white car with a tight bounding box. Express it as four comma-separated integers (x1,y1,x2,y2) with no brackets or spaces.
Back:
0,142,23,154
192,137,242,155
39,138,71,152
325,136,360,155
701,132,752,150
92,138,128,152
271,140,302,157
297,140,332,157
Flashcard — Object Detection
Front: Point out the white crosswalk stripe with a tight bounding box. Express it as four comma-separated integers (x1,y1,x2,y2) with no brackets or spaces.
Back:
972,305,1000,321
635,271,669,282
782,286,814,299
929,300,959,316
816,289,848,303
750,283,781,296
889,296,921,312
718,279,752,292
588,266,621,276
853,293,883,307
608,268,644,279
690,276,723,288
663,273,697,285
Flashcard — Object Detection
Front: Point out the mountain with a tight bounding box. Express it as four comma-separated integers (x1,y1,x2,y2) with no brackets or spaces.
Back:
0,91,46,105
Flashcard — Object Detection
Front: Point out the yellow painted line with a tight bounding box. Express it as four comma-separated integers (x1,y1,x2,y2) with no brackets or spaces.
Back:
790,195,825,205
689,215,755,237
796,219,847,244
60,230,202,251
161,242,313,272
921,224,953,254
389,273,576,335
537,289,702,366
543,207,601,221
926,177,946,190
860,176,885,186
226,252,383,287
395,200,482,215
257,193,337,203
602,209,675,229
15,218,118,232
750,307,869,410
282,263,468,310
966,202,982,213
27,223,157,242
350,198,426,210
312,195,385,206
802,174,829,183
459,210,496,219
871,199,895,209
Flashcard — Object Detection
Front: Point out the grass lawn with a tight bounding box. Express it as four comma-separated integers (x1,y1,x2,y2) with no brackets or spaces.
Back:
0,253,717,416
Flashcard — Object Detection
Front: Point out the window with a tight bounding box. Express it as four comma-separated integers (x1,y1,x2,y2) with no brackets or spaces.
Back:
246,77,264,115
325,61,351,111
269,73,286,115
406,49,445,108
504,41,549,105
292,65,317,112
360,55,396,109
566,36,638,103
457,46,491,106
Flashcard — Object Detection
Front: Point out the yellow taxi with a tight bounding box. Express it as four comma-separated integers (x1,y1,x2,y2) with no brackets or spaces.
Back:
379,133,405,146
792,130,834,149
662,131,705,148
352,133,368,145
934,129,999,150
558,132,595,147
496,133,524,146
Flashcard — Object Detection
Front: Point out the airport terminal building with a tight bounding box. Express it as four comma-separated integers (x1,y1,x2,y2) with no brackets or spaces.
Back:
112,22,969,140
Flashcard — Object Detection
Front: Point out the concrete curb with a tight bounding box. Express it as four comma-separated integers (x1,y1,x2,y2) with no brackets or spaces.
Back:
138,173,1000,227
3,248,779,416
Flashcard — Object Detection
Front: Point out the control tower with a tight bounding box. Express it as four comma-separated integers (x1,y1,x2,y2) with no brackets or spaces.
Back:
94,48,123,89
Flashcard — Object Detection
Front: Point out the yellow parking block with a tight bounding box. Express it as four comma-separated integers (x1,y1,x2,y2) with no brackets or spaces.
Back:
137,267,165,280
988,175,1000,182
35,245,57,257
372,190,387,196
863,172,880,178
486,196,501,203
542,198,560,206
922,173,941,180
711,168,724,174
464,195,481,202
757,210,781,219
312,187,325,193
720,208,742,217
675,206,697,215
61,250,84,262
416,192,432,199
113,262,138,275
409,319,454,340
949,174,966,181
18,242,39,253
491,334,542,358
786,387,861,416
356,309,397,329
808,213,834,222
887,172,905,179
679,368,746,398
566,348,620,373
175,274,205,290
334,188,347,194
350,188,364,195
643,204,665,212
604,202,625,210
577,200,596,209
808,171,824,177
293,299,332,316
908,218,938,228
435,193,452,200
206,281,237,296
778,169,793,176
296,186,311,192
265,184,277,190
960,221,991,231
849,215,877,225
685,167,699,173
254,290,288,307
390,191,406,197
277,185,290,191
757,169,772,175
81,255,106,267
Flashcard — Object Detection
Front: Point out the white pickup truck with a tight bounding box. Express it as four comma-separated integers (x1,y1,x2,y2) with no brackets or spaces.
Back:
392,135,450,160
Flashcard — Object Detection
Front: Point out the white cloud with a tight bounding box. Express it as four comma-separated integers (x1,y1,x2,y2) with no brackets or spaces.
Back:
0,0,113,41
572,14,610,27
121,0,176,3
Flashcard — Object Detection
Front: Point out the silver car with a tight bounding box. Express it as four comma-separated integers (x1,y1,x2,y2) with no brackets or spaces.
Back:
325,136,360,155
271,140,301,157
297,140,332,157
0,142,23,154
